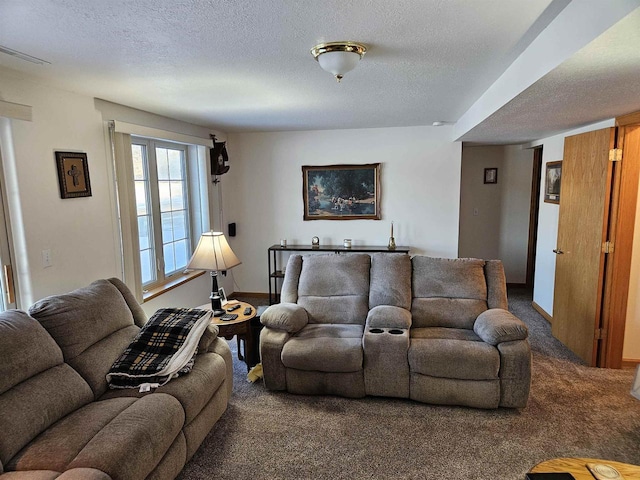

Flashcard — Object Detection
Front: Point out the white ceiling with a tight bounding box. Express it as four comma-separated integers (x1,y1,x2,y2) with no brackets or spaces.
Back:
0,1,639,143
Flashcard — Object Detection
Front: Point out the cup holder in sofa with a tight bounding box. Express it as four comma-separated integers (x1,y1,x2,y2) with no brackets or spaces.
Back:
369,328,384,334
388,329,404,335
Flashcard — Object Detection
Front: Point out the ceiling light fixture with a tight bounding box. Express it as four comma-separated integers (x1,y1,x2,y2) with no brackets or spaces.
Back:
310,41,367,82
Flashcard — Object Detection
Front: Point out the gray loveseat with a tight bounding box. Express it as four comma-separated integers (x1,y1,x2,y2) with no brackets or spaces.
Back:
260,253,531,409
0,278,232,480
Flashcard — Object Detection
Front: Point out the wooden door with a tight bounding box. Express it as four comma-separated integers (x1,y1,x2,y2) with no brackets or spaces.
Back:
601,124,640,367
552,128,616,365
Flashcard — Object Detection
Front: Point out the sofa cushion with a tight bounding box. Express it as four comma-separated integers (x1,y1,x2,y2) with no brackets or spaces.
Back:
101,351,226,424
409,337,499,380
0,311,63,395
297,254,370,324
0,364,94,467
282,324,364,372
411,256,488,329
8,394,184,480
29,280,140,398
68,325,140,398
369,253,411,309
0,311,94,466
29,280,136,361
6,397,137,472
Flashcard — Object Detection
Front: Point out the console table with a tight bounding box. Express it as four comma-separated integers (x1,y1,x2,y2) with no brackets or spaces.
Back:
267,244,410,304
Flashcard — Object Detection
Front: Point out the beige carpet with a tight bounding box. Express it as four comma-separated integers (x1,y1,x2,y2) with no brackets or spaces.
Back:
178,289,640,480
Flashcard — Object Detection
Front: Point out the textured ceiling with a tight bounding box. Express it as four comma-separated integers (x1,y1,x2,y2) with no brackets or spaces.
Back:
459,6,640,144
0,1,638,143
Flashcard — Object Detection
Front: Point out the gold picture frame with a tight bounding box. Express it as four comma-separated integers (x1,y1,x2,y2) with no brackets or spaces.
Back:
55,151,92,199
302,163,381,220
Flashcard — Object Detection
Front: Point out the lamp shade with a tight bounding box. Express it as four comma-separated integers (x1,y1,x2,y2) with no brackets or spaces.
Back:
310,42,366,82
187,231,241,271
317,51,361,78
632,365,640,400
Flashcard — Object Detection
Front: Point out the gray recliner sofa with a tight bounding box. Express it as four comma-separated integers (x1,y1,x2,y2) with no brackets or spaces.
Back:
260,253,531,409
0,278,232,480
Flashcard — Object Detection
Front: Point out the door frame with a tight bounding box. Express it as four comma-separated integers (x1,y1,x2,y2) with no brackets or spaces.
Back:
599,114,640,367
526,147,542,289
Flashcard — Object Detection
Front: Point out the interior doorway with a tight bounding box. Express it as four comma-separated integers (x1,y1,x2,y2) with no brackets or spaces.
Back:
526,147,543,289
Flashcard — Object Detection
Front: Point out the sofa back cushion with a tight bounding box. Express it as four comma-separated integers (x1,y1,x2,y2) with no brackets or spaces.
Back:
411,256,488,329
0,310,93,465
369,253,411,310
29,279,140,398
297,254,371,324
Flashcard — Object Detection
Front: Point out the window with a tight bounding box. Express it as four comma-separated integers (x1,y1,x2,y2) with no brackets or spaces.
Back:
131,138,191,289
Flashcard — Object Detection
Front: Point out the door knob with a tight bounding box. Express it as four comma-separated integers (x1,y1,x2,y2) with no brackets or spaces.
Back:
553,249,564,254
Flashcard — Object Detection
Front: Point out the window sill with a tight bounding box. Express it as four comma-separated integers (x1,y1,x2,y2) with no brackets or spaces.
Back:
142,270,205,302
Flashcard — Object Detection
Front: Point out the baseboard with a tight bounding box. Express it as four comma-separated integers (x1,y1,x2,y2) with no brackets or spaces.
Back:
622,358,640,369
531,301,553,324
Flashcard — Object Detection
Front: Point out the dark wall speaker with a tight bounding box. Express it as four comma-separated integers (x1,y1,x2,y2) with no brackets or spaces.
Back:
228,222,236,237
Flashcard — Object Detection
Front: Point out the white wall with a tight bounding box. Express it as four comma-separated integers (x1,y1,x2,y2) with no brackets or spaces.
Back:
0,68,119,304
459,145,532,283
223,126,462,294
530,119,615,317
0,67,213,309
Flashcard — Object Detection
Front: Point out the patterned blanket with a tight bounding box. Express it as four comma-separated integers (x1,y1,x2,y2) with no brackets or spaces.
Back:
107,307,212,390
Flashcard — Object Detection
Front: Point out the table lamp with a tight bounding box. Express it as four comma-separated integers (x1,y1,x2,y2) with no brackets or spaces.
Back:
187,231,241,317
632,365,640,400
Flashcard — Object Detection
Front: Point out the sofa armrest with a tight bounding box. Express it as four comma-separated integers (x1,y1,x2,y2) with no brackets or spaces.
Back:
198,324,219,352
260,303,308,333
365,305,411,330
207,335,233,399
474,308,528,345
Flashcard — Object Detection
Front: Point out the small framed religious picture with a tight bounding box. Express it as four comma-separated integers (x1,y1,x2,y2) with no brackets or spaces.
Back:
55,151,92,199
484,167,498,184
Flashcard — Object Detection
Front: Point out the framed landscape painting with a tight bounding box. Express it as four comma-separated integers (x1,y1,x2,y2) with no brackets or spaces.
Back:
302,163,381,220
545,161,562,204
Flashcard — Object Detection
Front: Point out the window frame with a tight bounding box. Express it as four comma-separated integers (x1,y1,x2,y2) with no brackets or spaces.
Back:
131,136,193,291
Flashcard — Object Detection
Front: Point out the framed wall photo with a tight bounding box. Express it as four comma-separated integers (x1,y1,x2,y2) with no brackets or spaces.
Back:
55,151,92,199
484,167,498,184
544,161,562,204
302,163,381,220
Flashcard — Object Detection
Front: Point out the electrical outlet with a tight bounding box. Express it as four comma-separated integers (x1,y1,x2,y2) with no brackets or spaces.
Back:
42,249,52,268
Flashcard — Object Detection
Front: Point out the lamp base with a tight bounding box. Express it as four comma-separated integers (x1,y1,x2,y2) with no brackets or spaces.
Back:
209,271,226,317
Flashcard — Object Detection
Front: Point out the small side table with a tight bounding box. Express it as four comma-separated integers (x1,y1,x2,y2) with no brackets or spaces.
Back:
198,301,256,371
529,457,640,479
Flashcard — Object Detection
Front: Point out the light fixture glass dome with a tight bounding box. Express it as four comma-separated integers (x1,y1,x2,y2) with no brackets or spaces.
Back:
311,42,367,82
